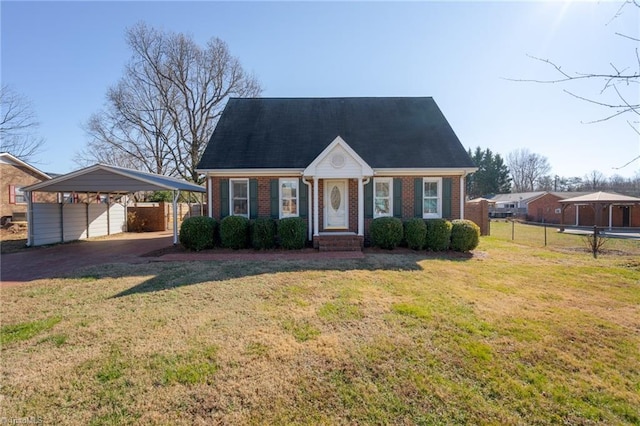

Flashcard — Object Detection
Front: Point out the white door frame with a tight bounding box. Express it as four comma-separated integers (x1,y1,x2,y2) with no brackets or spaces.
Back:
324,179,349,229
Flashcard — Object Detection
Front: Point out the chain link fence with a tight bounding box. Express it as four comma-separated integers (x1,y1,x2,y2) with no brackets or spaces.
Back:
488,219,640,256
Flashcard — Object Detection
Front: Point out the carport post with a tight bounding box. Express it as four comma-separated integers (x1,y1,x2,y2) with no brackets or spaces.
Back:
26,191,33,247
173,190,180,245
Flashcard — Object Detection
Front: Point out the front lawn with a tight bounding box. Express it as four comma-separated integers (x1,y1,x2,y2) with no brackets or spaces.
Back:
1,237,638,424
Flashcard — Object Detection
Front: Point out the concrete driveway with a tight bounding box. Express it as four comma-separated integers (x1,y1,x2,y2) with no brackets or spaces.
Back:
1,231,174,286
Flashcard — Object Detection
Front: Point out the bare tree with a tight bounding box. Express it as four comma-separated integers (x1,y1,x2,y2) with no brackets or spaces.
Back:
507,148,552,192
78,23,262,182
583,170,607,191
0,85,45,161
511,1,640,170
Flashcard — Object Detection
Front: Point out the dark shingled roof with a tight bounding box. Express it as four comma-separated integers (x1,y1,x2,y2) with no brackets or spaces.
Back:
197,97,475,170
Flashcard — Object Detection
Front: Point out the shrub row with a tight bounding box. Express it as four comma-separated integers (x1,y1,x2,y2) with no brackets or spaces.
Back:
370,217,480,252
179,216,307,251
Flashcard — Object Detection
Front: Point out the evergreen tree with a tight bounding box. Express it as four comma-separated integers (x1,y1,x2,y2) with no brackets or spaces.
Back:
466,147,512,198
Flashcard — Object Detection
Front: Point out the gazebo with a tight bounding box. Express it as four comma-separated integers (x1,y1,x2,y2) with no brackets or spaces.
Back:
559,191,640,229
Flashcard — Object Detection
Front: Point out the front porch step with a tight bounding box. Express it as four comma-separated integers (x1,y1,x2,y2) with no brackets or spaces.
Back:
315,234,364,252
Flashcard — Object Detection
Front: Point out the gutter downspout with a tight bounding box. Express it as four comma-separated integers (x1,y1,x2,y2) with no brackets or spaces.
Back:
460,172,468,220
361,177,370,236
303,178,313,241
26,191,33,247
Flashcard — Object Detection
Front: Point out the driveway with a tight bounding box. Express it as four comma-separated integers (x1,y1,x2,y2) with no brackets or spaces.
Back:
1,231,174,286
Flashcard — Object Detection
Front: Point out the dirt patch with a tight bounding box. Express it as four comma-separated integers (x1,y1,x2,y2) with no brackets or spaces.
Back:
1,227,28,254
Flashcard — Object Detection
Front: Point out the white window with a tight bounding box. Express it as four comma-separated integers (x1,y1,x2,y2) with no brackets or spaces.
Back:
230,179,249,217
374,178,393,218
423,178,442,219
280,178,298,218
14,186,26,204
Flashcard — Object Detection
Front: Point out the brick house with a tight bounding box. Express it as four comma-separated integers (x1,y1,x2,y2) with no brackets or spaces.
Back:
196,97,477,250
526,192,590,224
0,152,51,225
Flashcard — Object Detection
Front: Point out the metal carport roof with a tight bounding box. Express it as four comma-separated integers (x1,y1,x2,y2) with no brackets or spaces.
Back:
23,164,205,246
24,164,205,194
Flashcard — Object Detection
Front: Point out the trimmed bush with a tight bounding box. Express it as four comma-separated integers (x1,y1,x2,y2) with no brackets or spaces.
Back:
370,217,403,249
251,217,277,250
220,215,250,249
278,217,307,250
426,219,452,252
179,216,216,251
450,219,480,252
404,218,427,250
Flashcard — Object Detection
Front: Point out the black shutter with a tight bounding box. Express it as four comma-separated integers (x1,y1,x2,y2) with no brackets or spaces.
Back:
393,178,402,218
364,180,373,219
220,179,229,218
414,178,422,218
250,179,258,219
270,179,279,219
442,178,452,218
299,179,308,218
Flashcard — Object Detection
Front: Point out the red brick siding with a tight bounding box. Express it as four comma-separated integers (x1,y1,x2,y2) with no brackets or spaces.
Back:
208,175,468,239
0,164,53,220
465,200,490,235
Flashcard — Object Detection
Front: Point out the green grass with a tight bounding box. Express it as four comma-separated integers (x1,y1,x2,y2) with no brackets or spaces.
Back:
1,316,61,345
1,235,639,424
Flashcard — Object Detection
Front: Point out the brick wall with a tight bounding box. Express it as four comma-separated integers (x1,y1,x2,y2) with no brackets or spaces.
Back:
465,199,490,236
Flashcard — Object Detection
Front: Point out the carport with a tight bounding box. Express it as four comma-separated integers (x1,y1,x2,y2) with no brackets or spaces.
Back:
559,191,640,228
23,164,205,246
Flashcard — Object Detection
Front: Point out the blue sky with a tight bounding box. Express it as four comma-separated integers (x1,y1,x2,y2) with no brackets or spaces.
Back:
2,1,639,179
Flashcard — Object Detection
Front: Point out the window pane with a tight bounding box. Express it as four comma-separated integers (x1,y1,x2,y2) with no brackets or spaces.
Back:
424,182,438,197
233,181,247,198
375,199,390,215
233,200,247,215
281,199,297,216
281,181,297,199
375,182,389,197
424,199,438,214
15,187,26,204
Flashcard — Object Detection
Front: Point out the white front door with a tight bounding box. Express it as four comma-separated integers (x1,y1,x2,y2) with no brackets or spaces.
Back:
324,179,348,229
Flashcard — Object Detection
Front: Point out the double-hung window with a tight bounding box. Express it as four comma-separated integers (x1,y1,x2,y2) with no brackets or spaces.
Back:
423,178,442,218
230,179,249,217
373,178,392,218
280,179,298,218
14,186,26,204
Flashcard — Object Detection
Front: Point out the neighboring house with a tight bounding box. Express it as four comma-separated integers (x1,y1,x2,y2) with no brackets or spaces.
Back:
487,192,546,218
526,191,590,224
196,97,477,250
0,152,51,225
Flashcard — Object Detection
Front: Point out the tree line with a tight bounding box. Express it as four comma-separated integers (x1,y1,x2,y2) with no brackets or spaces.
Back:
467,146,640,199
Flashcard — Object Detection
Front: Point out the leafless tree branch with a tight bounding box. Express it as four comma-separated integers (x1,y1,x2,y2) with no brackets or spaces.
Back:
78,23,262,183
0,85,46,161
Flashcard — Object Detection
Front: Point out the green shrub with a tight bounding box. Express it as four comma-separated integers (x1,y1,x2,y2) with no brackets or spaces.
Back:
278,217,307,250
220,216,250,249
450,219,480,252
370,217,403,249
179,216,216,251
404,218,427,250
251,218,276,250
426,219,452,251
